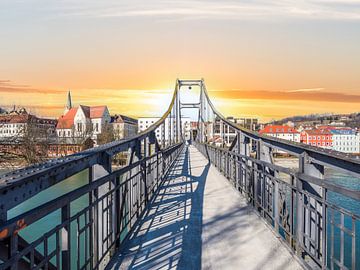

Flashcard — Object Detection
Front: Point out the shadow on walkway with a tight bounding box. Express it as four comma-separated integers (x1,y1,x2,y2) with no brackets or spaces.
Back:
107,146,210,270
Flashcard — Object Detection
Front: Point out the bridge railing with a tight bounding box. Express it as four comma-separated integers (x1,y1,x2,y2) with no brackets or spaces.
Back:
0,80,185,269
0,142,183,270
195,142,360,269
187,78,360,269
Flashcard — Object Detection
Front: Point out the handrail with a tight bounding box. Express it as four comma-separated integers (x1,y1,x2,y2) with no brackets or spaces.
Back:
199,79,360,175
0,142,183,240
200,143,360,203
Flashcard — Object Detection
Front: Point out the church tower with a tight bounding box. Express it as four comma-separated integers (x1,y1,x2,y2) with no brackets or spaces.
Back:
64,90,73,114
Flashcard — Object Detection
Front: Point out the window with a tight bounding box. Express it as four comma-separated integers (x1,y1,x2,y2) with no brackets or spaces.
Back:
95,123,99,132
318,136,320,140
77,123,82,132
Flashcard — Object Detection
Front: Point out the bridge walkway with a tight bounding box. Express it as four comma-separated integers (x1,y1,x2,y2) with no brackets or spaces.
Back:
107,145,303,270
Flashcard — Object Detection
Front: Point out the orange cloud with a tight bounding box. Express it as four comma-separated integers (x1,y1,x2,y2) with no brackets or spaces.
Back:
209,89,360,103
0,80,63,94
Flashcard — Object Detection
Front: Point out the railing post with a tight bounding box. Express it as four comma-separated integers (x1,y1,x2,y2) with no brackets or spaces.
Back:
298,152,326,265
88,166,98,268
239,133,250,199
143,137,148,205
114,175,121,249
61,204,71,270
296,167,304,258
9,234,18,270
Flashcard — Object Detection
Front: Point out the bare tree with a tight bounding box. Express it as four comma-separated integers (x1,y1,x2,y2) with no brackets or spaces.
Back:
97,122,115,145
1,118,51,166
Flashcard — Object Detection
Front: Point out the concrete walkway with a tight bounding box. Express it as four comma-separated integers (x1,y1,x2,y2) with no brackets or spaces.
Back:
107,146,303,270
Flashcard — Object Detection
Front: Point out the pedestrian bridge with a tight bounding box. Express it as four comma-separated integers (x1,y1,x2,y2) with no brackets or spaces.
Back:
0,79,359,270
107,146,302,270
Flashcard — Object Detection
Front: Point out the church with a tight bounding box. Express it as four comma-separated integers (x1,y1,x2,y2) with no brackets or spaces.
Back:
56,91,111,143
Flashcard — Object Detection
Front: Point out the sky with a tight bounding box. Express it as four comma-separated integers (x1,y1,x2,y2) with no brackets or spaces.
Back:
0,0,360,122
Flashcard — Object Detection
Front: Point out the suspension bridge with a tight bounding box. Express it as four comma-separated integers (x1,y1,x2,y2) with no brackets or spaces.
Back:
0,79,359,269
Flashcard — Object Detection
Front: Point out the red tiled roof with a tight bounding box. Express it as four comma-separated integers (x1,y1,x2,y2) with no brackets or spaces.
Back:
0,113,56,125
259,125,299,134
56,108,77,129
302,128,332,135
0,114,30,124
90,106,106,118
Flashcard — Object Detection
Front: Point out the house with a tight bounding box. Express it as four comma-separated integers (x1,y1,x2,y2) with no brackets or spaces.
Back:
259,125,300,142
0,107,56,139
330,128,359,153
111,115,138,140
56,105,111,143
300,128,333,149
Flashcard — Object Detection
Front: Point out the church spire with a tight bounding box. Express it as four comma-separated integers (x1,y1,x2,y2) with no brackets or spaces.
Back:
64,90,73,114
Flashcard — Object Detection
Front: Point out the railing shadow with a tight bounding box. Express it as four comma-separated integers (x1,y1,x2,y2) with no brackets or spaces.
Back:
107,146,210,270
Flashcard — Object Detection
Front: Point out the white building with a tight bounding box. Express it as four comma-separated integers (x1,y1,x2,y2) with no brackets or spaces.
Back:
205,116,258,146
259,125,301,142
138,117,191,144
56,91,111,143
331,129,360,153
0,107,56,139
56,105,111,142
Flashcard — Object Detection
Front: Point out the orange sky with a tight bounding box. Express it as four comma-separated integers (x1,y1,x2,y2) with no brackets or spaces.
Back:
1,1,360,122
1,80,360,122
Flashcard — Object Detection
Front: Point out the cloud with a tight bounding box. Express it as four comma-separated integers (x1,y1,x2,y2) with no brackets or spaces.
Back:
55,0,360,21
286,88,324,93
209,89,360,103
0,80,63,94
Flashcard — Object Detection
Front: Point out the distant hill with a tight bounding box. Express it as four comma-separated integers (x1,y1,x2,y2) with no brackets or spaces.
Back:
271,112,360,128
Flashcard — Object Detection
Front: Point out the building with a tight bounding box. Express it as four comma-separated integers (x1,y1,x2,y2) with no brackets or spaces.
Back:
259,125,300,142
330,128,359,153
64,90,73,115
47,137,94,157
111,115,138,140
235,117,259,130
138,117,191,144
300,128,333,149
56,105,111,142
56,91,111,143
203,116,259,146
0,107,56,139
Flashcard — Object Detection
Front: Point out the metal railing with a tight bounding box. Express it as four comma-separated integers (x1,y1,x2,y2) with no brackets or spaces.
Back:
1,79,360,270
195,142,360,269
191,78,360,270
0,143,183,270
0,80,185,269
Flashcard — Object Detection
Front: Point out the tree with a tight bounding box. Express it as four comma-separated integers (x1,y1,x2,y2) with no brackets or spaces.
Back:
81,137,95,150
97,123,115,145
2,118,51,166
